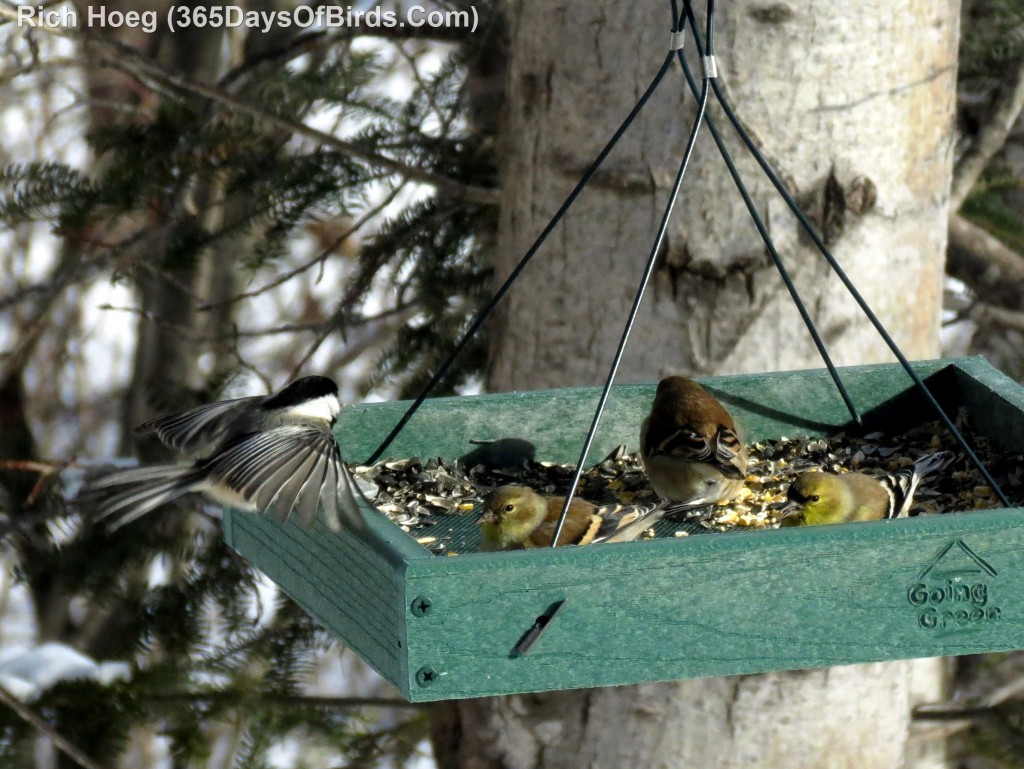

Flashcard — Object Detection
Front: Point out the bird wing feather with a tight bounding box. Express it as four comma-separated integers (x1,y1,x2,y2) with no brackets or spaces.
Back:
597,499,711,543
645,423,745,479
714,428,746,478
879,451,952,519
201,425,365,531
136,396,261,456
575,515,605,546
253,444,322,518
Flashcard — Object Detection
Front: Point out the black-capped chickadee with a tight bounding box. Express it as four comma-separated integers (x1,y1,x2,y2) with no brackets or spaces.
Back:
85,376,367,532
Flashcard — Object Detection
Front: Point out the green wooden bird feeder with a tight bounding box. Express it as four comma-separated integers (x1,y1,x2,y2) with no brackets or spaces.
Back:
222,356,1024,702
223,3,1018,703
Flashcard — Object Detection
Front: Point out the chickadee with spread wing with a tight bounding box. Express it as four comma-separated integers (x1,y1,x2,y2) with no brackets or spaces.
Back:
640,376,748,505
778,451,950,527
477,485,660,550
84,376,366,532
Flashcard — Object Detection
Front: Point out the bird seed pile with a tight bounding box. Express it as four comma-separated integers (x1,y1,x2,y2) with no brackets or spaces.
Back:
350,414,1024,555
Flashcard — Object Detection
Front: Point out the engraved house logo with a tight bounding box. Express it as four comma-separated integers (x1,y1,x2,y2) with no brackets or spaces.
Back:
908,539,1000,630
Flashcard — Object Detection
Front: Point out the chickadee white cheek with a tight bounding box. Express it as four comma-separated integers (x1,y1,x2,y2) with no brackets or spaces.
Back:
284,394,341,423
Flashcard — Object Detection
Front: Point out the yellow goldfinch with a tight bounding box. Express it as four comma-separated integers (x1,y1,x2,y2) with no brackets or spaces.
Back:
477,485,653,550
778,452,950,527
640,376,748,505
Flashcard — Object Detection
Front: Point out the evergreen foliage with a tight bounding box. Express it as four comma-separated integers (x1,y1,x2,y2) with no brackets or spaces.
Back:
0,8,495,765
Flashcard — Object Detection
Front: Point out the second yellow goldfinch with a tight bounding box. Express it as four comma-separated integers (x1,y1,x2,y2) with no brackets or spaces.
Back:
778,452,950,527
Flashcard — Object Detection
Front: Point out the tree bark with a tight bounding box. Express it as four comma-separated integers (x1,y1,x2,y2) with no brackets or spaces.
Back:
435,667,913,769
439,2,959,768
486,0,954,388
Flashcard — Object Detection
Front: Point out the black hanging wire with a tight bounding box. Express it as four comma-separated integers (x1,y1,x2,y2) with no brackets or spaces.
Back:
368,0,865,468
364,48,679,465
549,0,710,546
667,5,863,425
365,0,1009,512
674,5,1011,507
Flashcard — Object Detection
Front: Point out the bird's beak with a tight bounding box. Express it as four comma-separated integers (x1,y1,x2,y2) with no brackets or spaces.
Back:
477,509,497,525
776,500,801,520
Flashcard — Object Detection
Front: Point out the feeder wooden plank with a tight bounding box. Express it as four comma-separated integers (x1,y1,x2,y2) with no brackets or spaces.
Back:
336,359,953,467
952,362,1024,452
223,512,412,688
400,508,1024,700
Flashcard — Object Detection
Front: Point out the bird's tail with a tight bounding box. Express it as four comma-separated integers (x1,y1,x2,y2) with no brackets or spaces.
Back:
79,465,203,529
883,451,953,519
597,498,712,544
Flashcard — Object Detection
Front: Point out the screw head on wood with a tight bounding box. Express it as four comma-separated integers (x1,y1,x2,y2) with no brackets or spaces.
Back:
415,667,437,687
411,596,432,616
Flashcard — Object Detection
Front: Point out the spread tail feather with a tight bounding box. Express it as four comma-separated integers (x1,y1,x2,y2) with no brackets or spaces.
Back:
80,465,202,529
884,451,952,519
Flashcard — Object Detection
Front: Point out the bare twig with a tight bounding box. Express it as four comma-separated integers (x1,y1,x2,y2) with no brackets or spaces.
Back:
0,459,67,473
0,680,111,769
970,303,1024,334
198,182,408,311
0,55,79,84
947,213,1024,311
0,4,497,202
330,305,421,369
0,222,160,385
287,300,420,380
951,52,1024,210
97,303,416,345
0,457,73,505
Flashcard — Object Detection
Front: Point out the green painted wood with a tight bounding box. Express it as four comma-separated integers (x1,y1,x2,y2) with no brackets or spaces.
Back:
336,359,954,467
950,358,1024,453
222,357,1024,701
400,508,1024,700
222,513,412,692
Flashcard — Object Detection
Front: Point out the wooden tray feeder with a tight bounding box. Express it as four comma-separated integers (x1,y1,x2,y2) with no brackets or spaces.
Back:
223,356,1024,702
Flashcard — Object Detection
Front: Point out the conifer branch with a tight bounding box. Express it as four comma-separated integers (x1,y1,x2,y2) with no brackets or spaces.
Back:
198,181,408,311
0,7,498,206
0,681,112,769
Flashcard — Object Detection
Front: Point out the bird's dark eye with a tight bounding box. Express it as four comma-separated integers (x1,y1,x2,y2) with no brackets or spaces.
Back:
810,495,820,503
504,504,515,512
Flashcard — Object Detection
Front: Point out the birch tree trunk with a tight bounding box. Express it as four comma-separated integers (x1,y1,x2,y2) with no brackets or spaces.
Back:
487,0,954,387
435,1,959,768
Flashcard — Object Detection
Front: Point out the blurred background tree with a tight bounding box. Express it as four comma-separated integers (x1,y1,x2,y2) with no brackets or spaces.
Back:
0,0,495,765
0,0,1022,767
